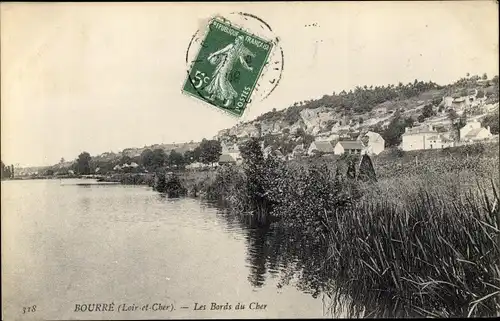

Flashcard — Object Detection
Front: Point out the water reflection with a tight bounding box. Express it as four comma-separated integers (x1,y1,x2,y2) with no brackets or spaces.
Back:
202,200,333,300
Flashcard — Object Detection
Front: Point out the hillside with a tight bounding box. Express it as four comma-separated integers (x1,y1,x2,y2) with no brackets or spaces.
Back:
214,74,499,152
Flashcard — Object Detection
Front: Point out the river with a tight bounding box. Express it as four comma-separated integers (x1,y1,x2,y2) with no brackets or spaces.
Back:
2,179,341,319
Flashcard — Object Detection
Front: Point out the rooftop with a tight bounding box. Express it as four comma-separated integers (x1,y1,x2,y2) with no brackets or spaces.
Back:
464,128,484,138
311,141,335,153
219,154,236,163
337,140,365,150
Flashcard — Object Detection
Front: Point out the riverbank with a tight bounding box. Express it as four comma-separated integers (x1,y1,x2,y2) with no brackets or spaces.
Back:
164,141,499,318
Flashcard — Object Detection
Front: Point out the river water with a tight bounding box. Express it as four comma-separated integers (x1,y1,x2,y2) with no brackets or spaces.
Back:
2,179,340,320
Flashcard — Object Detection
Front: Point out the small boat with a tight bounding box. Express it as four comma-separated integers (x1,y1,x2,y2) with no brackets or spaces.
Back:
61,180,120,186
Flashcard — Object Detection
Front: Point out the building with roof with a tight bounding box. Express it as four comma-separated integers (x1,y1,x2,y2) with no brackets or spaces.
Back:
401,124,442,151
307,141,335,156
221,142,242,164
218,154,237,165
460,120,492,142
333,141,365,155
357,131,385,155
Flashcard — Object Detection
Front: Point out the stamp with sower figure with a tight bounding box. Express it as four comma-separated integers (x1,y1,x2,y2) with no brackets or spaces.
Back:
183,17,275,117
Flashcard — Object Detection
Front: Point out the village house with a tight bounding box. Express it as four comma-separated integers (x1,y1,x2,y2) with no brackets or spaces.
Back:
425,134,455,150
401,124,445,151
446,89,487,112
333,141,365,155
307,141,335,156
221,142,243,164
443,96,455,108
459,119,493,142
357,131,385,155
218,154,237,165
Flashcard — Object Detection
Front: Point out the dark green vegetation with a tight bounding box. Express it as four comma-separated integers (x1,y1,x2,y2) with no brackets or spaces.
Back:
1,161,15,180
191,139,500,318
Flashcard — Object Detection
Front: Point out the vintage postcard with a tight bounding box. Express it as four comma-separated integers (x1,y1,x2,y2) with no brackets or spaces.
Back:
1,1,499,320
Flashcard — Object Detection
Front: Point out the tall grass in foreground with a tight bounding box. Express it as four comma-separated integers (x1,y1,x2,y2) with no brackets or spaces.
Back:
324,182,500,318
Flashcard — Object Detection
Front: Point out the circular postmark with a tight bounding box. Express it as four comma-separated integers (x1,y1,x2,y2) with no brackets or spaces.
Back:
182,12,284,118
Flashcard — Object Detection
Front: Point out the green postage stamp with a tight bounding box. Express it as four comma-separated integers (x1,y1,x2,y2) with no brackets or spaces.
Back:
183,17,274,117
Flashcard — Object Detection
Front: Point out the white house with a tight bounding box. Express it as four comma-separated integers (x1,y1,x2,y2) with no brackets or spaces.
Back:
443,96,455,108
357,131,385,155
307,141,335,156
401,124,442,151
222,142,243,164
460,120,493,142
333,141,365,155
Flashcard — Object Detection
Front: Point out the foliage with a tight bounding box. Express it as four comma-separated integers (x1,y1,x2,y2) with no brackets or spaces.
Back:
1,161,14,179
382,112,415,147
74,152,92,175
482,111,499,135
184,148,200,164
140,149,154,169
151,149,167,170
323,181,500,318
357,154,377,182
168,150,185,169
421,103,436,119
199,139,222,165
164,174,187,198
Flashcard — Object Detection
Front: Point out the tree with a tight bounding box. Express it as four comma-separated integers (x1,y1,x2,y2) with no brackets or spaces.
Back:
75,152,92,175
358,154,377,183
482,111,499,135
1,161,13,179
421,104,435,118
482,73,488,80
151,149,167,170
382,114,414,147
140,149,154,168
168,150,185,169
184,150,197,164
199,139,222,165
120,155,132,165
447,109,459,122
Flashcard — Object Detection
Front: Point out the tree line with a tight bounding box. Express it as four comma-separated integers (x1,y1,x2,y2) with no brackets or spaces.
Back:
1,161,14,179
61,139,223,175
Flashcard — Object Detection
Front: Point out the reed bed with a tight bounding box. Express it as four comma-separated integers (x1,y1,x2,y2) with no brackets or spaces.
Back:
324,181,500,318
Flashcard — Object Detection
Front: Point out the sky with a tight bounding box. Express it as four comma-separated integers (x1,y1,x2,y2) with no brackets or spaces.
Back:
1,1,498,167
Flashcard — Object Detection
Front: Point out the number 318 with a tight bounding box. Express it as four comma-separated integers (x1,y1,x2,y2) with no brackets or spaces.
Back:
23,305,37,314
